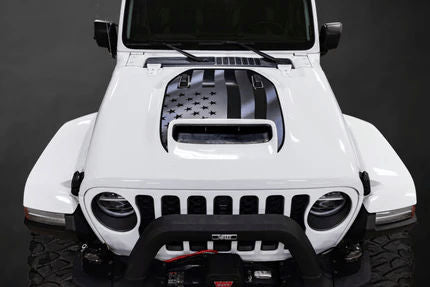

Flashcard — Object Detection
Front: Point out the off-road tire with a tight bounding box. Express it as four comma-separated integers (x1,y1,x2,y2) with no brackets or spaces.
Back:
28,233,80,287
366,231,414,287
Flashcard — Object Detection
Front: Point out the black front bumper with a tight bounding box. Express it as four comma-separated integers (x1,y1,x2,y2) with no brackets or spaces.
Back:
126,214,328,286
74,214,351,287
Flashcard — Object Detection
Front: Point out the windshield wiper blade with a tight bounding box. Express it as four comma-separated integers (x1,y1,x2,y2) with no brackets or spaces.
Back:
163,43,208,62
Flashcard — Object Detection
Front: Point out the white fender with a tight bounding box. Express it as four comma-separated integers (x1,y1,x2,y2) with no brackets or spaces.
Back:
345,115,416,213
23,113,97,214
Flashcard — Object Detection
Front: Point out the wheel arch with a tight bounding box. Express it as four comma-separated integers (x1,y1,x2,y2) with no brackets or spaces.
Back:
23,113,97,214
344,115,416,213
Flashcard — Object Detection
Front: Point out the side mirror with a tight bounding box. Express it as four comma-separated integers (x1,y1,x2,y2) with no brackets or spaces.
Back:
94,20,118,58
320,22,343,55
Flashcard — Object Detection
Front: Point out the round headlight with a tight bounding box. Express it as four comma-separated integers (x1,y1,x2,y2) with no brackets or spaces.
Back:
96,193,135,217
310,192,347,217
308,192,351,231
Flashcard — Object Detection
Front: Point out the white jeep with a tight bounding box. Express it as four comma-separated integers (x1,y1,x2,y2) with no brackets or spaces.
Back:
24,0,417,286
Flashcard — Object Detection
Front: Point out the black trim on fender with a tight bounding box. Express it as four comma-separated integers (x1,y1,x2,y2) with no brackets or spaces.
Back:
366,214,417,237
126,214,331,287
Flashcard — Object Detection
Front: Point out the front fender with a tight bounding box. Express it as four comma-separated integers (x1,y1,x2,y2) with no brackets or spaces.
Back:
23,113,97,214
345,115,416,213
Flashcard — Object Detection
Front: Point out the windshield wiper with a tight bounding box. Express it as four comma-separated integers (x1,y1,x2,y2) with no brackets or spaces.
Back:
163,43,208,63
199,41,293,66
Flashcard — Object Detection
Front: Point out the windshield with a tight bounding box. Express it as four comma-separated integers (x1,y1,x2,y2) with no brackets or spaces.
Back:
123,0,314,50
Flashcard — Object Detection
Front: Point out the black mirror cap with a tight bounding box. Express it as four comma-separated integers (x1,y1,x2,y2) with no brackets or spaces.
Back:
94,20,118,58
320,22,343,56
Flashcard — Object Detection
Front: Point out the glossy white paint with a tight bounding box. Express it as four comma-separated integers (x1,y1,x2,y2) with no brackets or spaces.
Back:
81,63,362,193
23,114,96,214
345,115,417,213
23,0,417,262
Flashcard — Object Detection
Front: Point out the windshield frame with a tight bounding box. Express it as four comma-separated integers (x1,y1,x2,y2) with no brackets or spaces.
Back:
121,0,316,51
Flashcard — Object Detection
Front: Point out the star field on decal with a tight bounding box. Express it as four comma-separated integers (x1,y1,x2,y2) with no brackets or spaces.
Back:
195,92,201,96
209,111,216,115
168,109,175,114
175,114,183,119
187,98,193,101
177,103,184,107
179,93,185,97
202,96,209,100
210,101,216,105
202,106,209,110
210,91,216,95
171,98,177,102
193,111,200,116
185,107,192,111
193,102,200,106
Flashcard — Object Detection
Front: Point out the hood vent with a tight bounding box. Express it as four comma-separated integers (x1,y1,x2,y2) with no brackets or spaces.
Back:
172,124,273,145
215,57,262,66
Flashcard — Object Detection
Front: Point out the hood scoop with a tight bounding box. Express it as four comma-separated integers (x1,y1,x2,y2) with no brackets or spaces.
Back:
173,123,273,145
160,69,284,151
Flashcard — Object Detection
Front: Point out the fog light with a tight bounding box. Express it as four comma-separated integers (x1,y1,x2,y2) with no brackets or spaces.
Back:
24,207,65,226
375,206,415,225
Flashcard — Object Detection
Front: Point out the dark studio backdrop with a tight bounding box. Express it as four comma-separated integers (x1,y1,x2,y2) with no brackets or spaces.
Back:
0,0,428,285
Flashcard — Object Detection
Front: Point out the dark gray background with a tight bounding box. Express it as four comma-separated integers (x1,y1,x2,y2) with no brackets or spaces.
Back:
0,0,428,285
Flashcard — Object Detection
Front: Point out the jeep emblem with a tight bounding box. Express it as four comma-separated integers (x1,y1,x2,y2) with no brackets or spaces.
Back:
211,234,238,241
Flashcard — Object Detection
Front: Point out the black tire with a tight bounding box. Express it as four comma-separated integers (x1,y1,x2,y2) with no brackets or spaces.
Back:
28,233,80,287
366,231,414,287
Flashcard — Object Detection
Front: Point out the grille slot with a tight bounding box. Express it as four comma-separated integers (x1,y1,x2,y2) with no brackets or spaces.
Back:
214,196,233,215
188,196,207,251
213,196,233,251
238,196,258,251
262,195,285,250
136,195,155,235
161,196,183,251
290,195,310,230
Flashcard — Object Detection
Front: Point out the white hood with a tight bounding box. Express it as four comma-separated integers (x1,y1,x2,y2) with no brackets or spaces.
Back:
83,63,362,192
